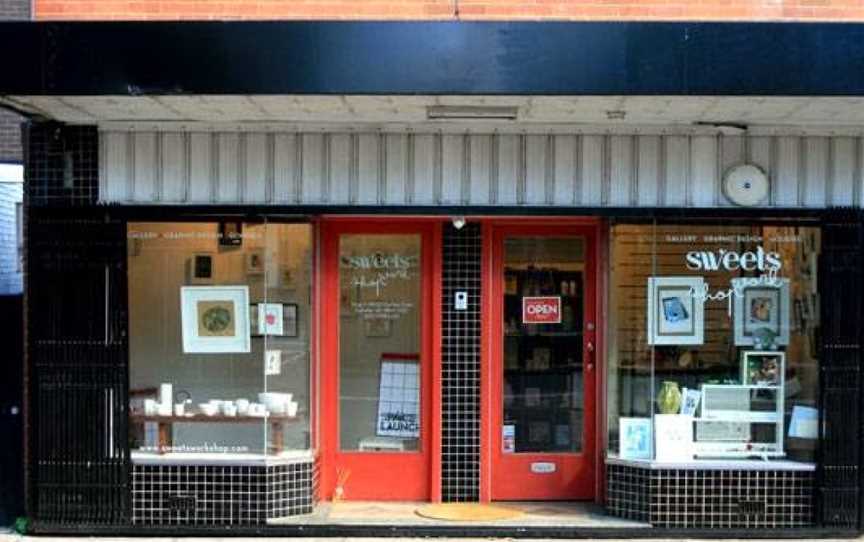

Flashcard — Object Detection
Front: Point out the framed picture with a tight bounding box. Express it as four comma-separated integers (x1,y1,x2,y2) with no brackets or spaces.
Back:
619,417,652,460
180,286,250,353
283,303,299,338
218,221,243,246
246,248,265,276
647,277,705,345
680,388,702,416
188,253,214,284
732,278,790,346
741,350,785,387
250,303,285,336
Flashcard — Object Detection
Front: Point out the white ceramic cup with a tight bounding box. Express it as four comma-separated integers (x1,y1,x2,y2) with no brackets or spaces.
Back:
144,399,157,416
174,403,185,416
236,399,250,415
223,405,238,417
287,401,298,417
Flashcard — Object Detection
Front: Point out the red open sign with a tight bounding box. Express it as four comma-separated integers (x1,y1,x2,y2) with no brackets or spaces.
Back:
522,296,561,324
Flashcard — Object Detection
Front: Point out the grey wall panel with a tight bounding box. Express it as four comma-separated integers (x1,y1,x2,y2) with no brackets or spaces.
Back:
132,132,157,203
100,129,863,209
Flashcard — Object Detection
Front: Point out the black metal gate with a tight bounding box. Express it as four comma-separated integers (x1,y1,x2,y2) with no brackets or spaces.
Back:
818,209,864,529
27,212,130,526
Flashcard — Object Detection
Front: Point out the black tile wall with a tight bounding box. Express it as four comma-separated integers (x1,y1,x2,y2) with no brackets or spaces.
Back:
24,123,99,207
607,463,815,528
132,460,316,526
606,463,650,522
441,223,482,502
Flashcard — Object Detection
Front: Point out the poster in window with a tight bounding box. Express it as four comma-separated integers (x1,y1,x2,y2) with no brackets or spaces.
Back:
647,277,705,345
376,357,420,438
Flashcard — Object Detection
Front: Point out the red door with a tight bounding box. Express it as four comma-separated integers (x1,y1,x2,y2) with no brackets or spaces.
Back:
319,220,438,501
488,223,597,501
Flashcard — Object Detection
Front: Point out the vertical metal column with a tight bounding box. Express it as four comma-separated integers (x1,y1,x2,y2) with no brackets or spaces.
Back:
440,223,482,502
818,209,864,529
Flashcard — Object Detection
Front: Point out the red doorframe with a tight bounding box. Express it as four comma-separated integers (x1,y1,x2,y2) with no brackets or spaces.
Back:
479,218,604,502
318,218,442,502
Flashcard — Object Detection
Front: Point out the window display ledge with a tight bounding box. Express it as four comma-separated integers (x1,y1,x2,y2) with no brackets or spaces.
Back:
131,450,314,467
606,455,815,471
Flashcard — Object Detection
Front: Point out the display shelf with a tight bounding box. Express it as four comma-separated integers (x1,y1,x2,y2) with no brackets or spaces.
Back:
130,412,304,455
694,383,785,458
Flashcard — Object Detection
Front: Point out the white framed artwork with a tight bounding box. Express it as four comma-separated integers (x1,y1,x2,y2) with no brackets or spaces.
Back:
732,278,790,347
180,286,250,353
619,417,652,460
257,303,285,336
647,277,705,345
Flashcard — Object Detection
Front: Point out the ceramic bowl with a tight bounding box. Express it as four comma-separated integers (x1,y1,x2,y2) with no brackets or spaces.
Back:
199,403,219,416
257,392,293,413
223,404,238,417
235,399,250,414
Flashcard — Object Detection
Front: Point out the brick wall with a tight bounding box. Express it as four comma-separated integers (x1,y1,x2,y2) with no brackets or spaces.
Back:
0,109,23,163
0,0,29,164
32,0,864,21
0,0,28,19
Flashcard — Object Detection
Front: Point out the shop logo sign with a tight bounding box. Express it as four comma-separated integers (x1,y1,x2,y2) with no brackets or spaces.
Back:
341,252,418,296
685,246,782,272
522,296,561,324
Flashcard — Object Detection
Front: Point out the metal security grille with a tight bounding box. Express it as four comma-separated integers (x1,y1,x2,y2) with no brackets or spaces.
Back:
818,209,864,529
441,223,482,502
27,213,130,525
25,123,98,207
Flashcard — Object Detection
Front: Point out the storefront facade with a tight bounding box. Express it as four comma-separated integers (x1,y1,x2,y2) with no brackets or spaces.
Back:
6,20,864,537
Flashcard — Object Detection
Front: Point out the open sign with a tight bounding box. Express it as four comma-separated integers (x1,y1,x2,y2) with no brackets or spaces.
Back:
522,296,561,324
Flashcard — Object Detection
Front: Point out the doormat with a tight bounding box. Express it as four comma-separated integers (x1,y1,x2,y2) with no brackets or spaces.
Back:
415,503,523,521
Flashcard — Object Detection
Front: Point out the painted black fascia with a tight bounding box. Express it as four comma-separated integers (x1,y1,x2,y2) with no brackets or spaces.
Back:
2,21,864,96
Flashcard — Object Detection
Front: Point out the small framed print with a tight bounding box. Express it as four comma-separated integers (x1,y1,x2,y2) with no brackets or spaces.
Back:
647,277,705,345
732,278,790,346
188,253,213,284
180,286,250,353
246,248,265,276
619,417,652,460
741,350,785,387
258,303,284,336
218,221,243,247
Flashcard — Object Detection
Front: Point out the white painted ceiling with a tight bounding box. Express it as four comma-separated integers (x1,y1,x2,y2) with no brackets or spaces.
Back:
5,95,864,134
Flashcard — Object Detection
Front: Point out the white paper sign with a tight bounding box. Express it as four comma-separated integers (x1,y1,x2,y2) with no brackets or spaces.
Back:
788,406,818,439
265,350,282,376
654,414,694,462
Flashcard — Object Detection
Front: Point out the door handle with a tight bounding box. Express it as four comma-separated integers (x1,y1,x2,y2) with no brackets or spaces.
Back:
586,341,595,372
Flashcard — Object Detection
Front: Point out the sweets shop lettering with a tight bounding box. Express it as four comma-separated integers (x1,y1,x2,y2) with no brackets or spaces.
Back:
341,252,418,296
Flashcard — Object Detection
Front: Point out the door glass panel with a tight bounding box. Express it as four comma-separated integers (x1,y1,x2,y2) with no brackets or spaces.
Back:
339,234,422,452
502,236,584,454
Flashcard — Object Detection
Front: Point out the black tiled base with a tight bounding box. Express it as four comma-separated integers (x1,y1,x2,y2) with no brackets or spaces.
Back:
132,459,317,525
607,462,815,528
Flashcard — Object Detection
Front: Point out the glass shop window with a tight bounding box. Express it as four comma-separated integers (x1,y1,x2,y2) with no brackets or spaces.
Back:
127,222,312,458
607,222,820,463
